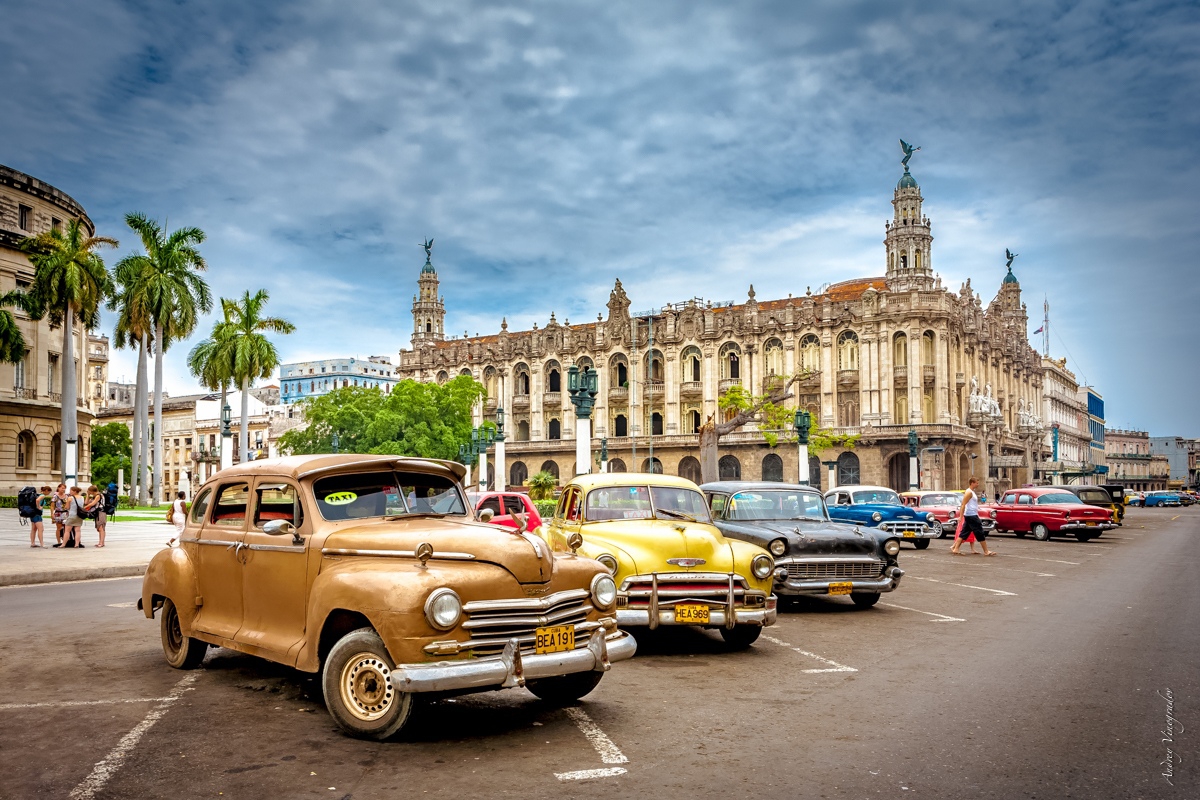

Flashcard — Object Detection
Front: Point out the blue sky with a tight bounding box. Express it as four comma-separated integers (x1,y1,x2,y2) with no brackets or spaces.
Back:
3,0,1198,434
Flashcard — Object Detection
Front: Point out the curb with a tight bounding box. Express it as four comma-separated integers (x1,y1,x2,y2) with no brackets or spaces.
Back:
0,564,147,588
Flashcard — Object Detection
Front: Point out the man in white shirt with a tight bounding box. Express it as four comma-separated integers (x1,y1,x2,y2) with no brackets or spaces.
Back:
951,477,995,556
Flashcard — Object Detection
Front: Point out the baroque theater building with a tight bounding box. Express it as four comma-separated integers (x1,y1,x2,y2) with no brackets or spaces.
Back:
396,163,1046,497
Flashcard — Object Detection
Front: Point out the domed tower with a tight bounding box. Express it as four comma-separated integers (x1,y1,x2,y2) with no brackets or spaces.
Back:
411,237,445,348
997,250,1023,313
884,140,934,292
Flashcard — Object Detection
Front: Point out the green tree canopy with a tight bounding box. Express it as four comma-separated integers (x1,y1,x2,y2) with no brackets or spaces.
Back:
92,422,132,460
279,376,485,460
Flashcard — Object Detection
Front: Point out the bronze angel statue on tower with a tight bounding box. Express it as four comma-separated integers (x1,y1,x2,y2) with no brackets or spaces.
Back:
900,139,921,169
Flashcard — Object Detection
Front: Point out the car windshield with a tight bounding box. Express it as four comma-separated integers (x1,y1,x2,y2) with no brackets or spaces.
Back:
1037,493,1079,505
1077,490,1109,503
313,470,467,521
851,490,901,505
920,493,961,507
584,485,711,523
726,490,827,521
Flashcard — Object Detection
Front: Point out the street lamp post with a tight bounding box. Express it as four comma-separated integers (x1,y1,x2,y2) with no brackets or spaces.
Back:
220,403,233,471
823,459,838,490
471,427,487,491
794,409,811,485
458,443,474,488
567,365,599,476
494,407,507,492
332,431,340,454
908,429,919,490
600,437,609,474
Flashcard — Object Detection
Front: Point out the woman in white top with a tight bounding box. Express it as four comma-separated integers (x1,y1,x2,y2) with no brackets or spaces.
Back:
168,491,188,545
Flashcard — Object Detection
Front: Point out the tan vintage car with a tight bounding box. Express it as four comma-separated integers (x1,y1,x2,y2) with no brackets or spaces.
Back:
139,455,635,740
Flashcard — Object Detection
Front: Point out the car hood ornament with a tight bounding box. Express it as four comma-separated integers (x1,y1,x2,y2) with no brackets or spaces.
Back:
666,557,706,568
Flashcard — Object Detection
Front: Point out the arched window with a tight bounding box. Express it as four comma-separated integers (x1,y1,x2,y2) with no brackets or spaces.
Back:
426,322,432,333
718,455,741,480
541,461,560,480
510,461,529,487
516,420,530,441
837,452,860,485
641,458,663,475
548,418,561,440
678,456,702,484
837,331,859,371
838,395,860,427
681,346,702,382
719,343,741,380
51,433,62,472
608,458,628,473
514,364,530,395
437,370,449,384
546,360,561,392
895,393,909,424
614,414,628,437
17,431,35,470
900,252,908,269
808,455,823,491
922,387,935,424
922,330,935,366
762,453,784,482
611,355,629,388
763,338,784,377
893,332,908,367
644,349,664,383
651,412,663,436
483,367,498,400
799,334,821,372
459,368,472,377
685,409,702,434
914,250,922,271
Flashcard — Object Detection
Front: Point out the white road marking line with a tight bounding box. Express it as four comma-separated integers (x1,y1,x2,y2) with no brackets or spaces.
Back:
878,602,965,622
1000,554,1080,566
904,555,1053,577
69,673,199,800
0,697,170,711
563,707,628,765
555,767,629,781
762,635,858,673
106,601,137,608
908,576,1016,596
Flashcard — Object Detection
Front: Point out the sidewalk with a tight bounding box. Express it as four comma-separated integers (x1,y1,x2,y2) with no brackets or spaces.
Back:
0,508,173,587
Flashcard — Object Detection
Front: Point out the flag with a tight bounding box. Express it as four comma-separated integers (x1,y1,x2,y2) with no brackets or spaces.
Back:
1033,326,1044,334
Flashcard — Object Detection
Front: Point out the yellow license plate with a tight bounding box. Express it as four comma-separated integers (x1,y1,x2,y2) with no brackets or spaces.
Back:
902,530,915,537
828,582,854,595
534,625,575,655
1086,521,1097,527
674,604,710,624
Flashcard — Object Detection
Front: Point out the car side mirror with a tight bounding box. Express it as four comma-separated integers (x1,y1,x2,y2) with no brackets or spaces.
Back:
263,519,303,546
479,508,495,523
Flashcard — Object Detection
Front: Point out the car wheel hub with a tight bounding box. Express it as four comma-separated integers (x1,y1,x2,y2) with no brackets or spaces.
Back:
342,653,394,721
166,607,183,653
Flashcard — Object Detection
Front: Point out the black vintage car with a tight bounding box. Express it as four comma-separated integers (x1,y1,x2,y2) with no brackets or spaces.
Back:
699,481,904,609
1048,484,1124,526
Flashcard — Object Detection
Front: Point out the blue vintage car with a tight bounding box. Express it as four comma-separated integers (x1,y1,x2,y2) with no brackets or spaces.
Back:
823,485,936,549
1143,491,1182,507
700,482,904,608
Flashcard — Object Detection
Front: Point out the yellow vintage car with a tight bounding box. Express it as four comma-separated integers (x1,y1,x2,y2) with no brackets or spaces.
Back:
541,473,777,648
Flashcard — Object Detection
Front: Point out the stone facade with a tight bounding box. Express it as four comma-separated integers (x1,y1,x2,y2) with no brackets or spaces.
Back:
85,334,109,412
396,166,1048,497
1040,357,1091,482
1105,429,1167,492
0,164,97,495
280,356,397,404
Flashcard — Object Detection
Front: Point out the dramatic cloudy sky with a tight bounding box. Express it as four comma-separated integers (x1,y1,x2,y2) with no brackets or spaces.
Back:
3,0,1197,433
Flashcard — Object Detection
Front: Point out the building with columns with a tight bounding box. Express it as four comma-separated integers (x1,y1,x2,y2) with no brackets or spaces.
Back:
395,162,1047,497
1040,357,1092,483
1105,429,1168,492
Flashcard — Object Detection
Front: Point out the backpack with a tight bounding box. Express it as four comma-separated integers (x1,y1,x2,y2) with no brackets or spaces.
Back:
104,484,118,516
17,487,39,519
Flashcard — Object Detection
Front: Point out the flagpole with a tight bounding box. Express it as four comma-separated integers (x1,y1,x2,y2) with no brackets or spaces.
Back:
1043,298,1050,357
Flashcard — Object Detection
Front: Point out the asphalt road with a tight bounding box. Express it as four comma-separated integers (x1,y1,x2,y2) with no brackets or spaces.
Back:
1,507,1195,799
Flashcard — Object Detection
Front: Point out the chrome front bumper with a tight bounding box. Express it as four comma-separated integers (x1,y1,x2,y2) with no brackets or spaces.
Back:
1059,522,1117,532
390,629,636,694
615,572,775,630
616,605,777,628
776,567,903,596
881,522,937,539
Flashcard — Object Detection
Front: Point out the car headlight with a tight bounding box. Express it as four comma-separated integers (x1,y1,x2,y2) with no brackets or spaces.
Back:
424,588,462,630
769,538,787,557
596,554,619,575
872,511,883,523
751,554,774,580
591,573,617,610
884,539,901,556
926,513,936,524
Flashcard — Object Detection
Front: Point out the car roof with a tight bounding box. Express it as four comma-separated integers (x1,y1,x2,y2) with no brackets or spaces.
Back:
1009,487,1078,496
900,490,961,497
825,485,894,494
699,481,822,493
568,473,699,491
206,454,467,483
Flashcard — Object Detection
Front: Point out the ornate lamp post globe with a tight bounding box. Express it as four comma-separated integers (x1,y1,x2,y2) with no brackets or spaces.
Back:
793,409,812,485
332,432,340,454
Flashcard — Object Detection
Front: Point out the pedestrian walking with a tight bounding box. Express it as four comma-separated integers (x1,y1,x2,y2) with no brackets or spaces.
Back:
50,484,68,547
26,486,49,547
84,484,108,548
951,477,994,556
168,491,188,545
62,486,86,548
953,510,980,554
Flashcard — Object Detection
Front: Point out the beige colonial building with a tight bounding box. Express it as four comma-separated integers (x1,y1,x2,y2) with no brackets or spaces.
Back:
1040,356,1092,483
397,164,1047,496
1,164,96,495
1105,429,1168,492
85,334,109,413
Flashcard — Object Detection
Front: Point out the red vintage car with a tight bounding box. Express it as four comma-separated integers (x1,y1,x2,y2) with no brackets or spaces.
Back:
466,491,544,531
987,487,1117,542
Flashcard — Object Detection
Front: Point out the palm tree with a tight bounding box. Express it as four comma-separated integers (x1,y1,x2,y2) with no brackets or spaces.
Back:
118,213,211,505
20,219,117,486
221,289,294,462
0,289,36,365
109,259,154,501
187,306,237,462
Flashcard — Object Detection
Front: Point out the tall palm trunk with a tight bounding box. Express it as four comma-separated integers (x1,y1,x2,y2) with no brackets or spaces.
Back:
219,383,229,468
152,322,164,505
129,337,143,499
239,376,250,462
137,332,150,505
61,307,78,487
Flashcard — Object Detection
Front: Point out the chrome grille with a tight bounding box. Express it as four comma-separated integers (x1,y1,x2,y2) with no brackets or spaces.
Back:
461,589,593,656
619,572,748,609
785,559,884,580
880,521,928,534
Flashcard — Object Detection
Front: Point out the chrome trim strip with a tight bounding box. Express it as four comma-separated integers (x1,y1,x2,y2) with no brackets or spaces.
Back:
774,556,883,565
776,576,900,595
246,543,305,553
321,547,476,560
461,604,594,630
616,608,777,627
179,537,240,547
462,589,589,613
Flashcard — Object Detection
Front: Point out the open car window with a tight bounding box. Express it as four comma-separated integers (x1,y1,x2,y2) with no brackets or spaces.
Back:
727,490,826,521
1037,493,1079,505
254,482,303,529
851,490,901,505
212,483,250,527
502,496,526,516
313,470,466,521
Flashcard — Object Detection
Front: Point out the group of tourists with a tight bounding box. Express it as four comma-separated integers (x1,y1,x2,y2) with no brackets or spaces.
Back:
19,483,114,549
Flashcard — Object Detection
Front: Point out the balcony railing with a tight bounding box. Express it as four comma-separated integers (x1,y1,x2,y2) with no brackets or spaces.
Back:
718,378,739,394
679,381,702,398
511,394,530,411
643,381,664,399
13,387,36,400
893,364,909,384
608,386,628,403
48,392,62,404
922,364,936,385
837,369,859,386
543,391,561,406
